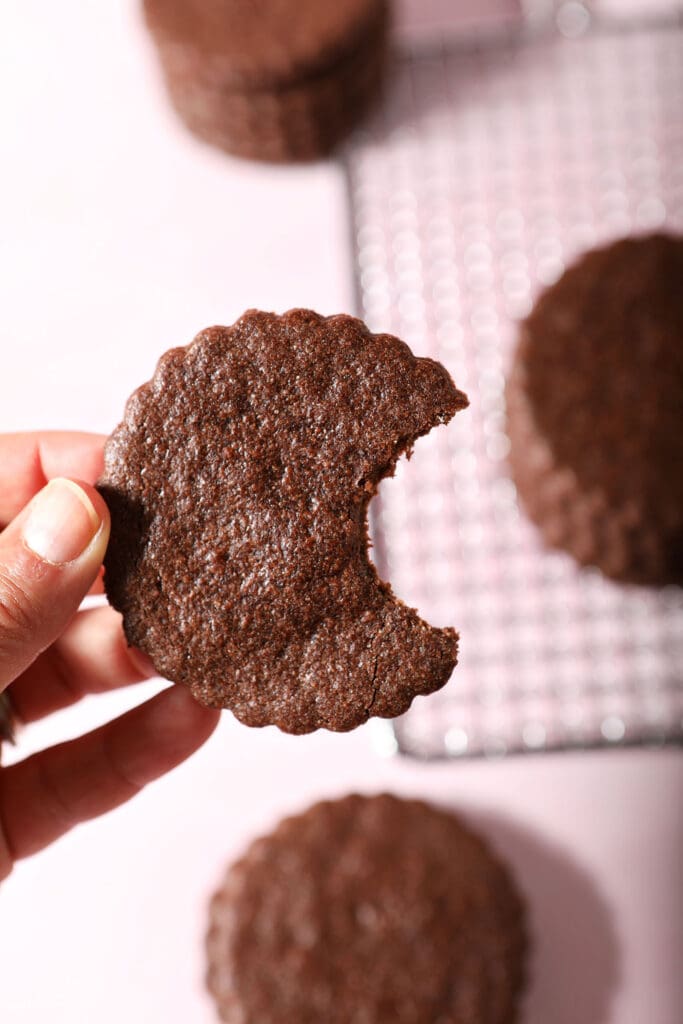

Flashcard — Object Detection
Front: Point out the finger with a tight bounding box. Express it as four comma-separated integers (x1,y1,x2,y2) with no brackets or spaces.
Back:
0,432,105,528
89,567,105,596
0,685,220,872
0,479,110,692
8,606,157,724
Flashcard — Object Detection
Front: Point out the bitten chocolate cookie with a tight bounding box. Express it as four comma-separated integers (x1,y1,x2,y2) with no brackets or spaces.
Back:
507,233,683,584
99,310,467,733
142,0,389,162
207,794,527,1024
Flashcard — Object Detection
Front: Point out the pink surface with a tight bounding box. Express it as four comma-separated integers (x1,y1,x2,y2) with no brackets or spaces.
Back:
0,2,681,1023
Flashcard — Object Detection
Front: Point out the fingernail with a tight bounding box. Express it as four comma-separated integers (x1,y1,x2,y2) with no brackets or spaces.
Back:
23,479,101,564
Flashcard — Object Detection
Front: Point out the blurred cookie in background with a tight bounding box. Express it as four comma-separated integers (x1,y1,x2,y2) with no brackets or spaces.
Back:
507,233,683,585
206,793,527,1024
142,0,390,162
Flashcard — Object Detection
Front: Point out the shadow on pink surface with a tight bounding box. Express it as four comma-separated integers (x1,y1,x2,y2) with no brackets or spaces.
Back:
469,811,620,1024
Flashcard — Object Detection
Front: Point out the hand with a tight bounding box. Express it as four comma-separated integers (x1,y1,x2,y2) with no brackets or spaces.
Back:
0,432,220,882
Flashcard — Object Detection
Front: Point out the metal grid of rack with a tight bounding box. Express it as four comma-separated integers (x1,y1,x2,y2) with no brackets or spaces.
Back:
345,18,683,758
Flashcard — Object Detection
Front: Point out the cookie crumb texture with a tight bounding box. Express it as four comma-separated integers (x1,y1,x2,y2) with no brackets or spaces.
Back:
207,794,527,1024
507,233,683,584
99,310,467,733
143,0,389,162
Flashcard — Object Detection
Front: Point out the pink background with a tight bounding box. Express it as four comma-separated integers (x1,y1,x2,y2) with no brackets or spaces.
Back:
0,2,681,1022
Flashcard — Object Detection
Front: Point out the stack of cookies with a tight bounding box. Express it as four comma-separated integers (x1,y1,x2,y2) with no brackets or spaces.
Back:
142,0,390,162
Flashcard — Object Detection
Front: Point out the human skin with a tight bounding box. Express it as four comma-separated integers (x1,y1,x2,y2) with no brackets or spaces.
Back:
0,432,220,882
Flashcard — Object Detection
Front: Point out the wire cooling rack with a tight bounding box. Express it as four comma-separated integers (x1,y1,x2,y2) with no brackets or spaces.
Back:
343,14,683,759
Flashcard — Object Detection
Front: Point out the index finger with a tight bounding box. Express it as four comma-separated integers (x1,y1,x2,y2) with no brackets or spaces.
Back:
0,432,106,527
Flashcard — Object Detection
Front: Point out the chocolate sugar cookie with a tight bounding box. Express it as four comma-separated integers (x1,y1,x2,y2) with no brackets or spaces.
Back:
507,233,683,584
142,0,389,162
207,794,527,1024
99,310,467,733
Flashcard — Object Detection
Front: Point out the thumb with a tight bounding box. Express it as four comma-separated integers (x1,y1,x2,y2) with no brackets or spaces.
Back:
0,478,110,692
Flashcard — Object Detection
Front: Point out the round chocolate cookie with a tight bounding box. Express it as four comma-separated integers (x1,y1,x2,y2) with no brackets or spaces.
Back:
507,233,683,584
98,310,467,733
206,794,527,1024
143,0,389,162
